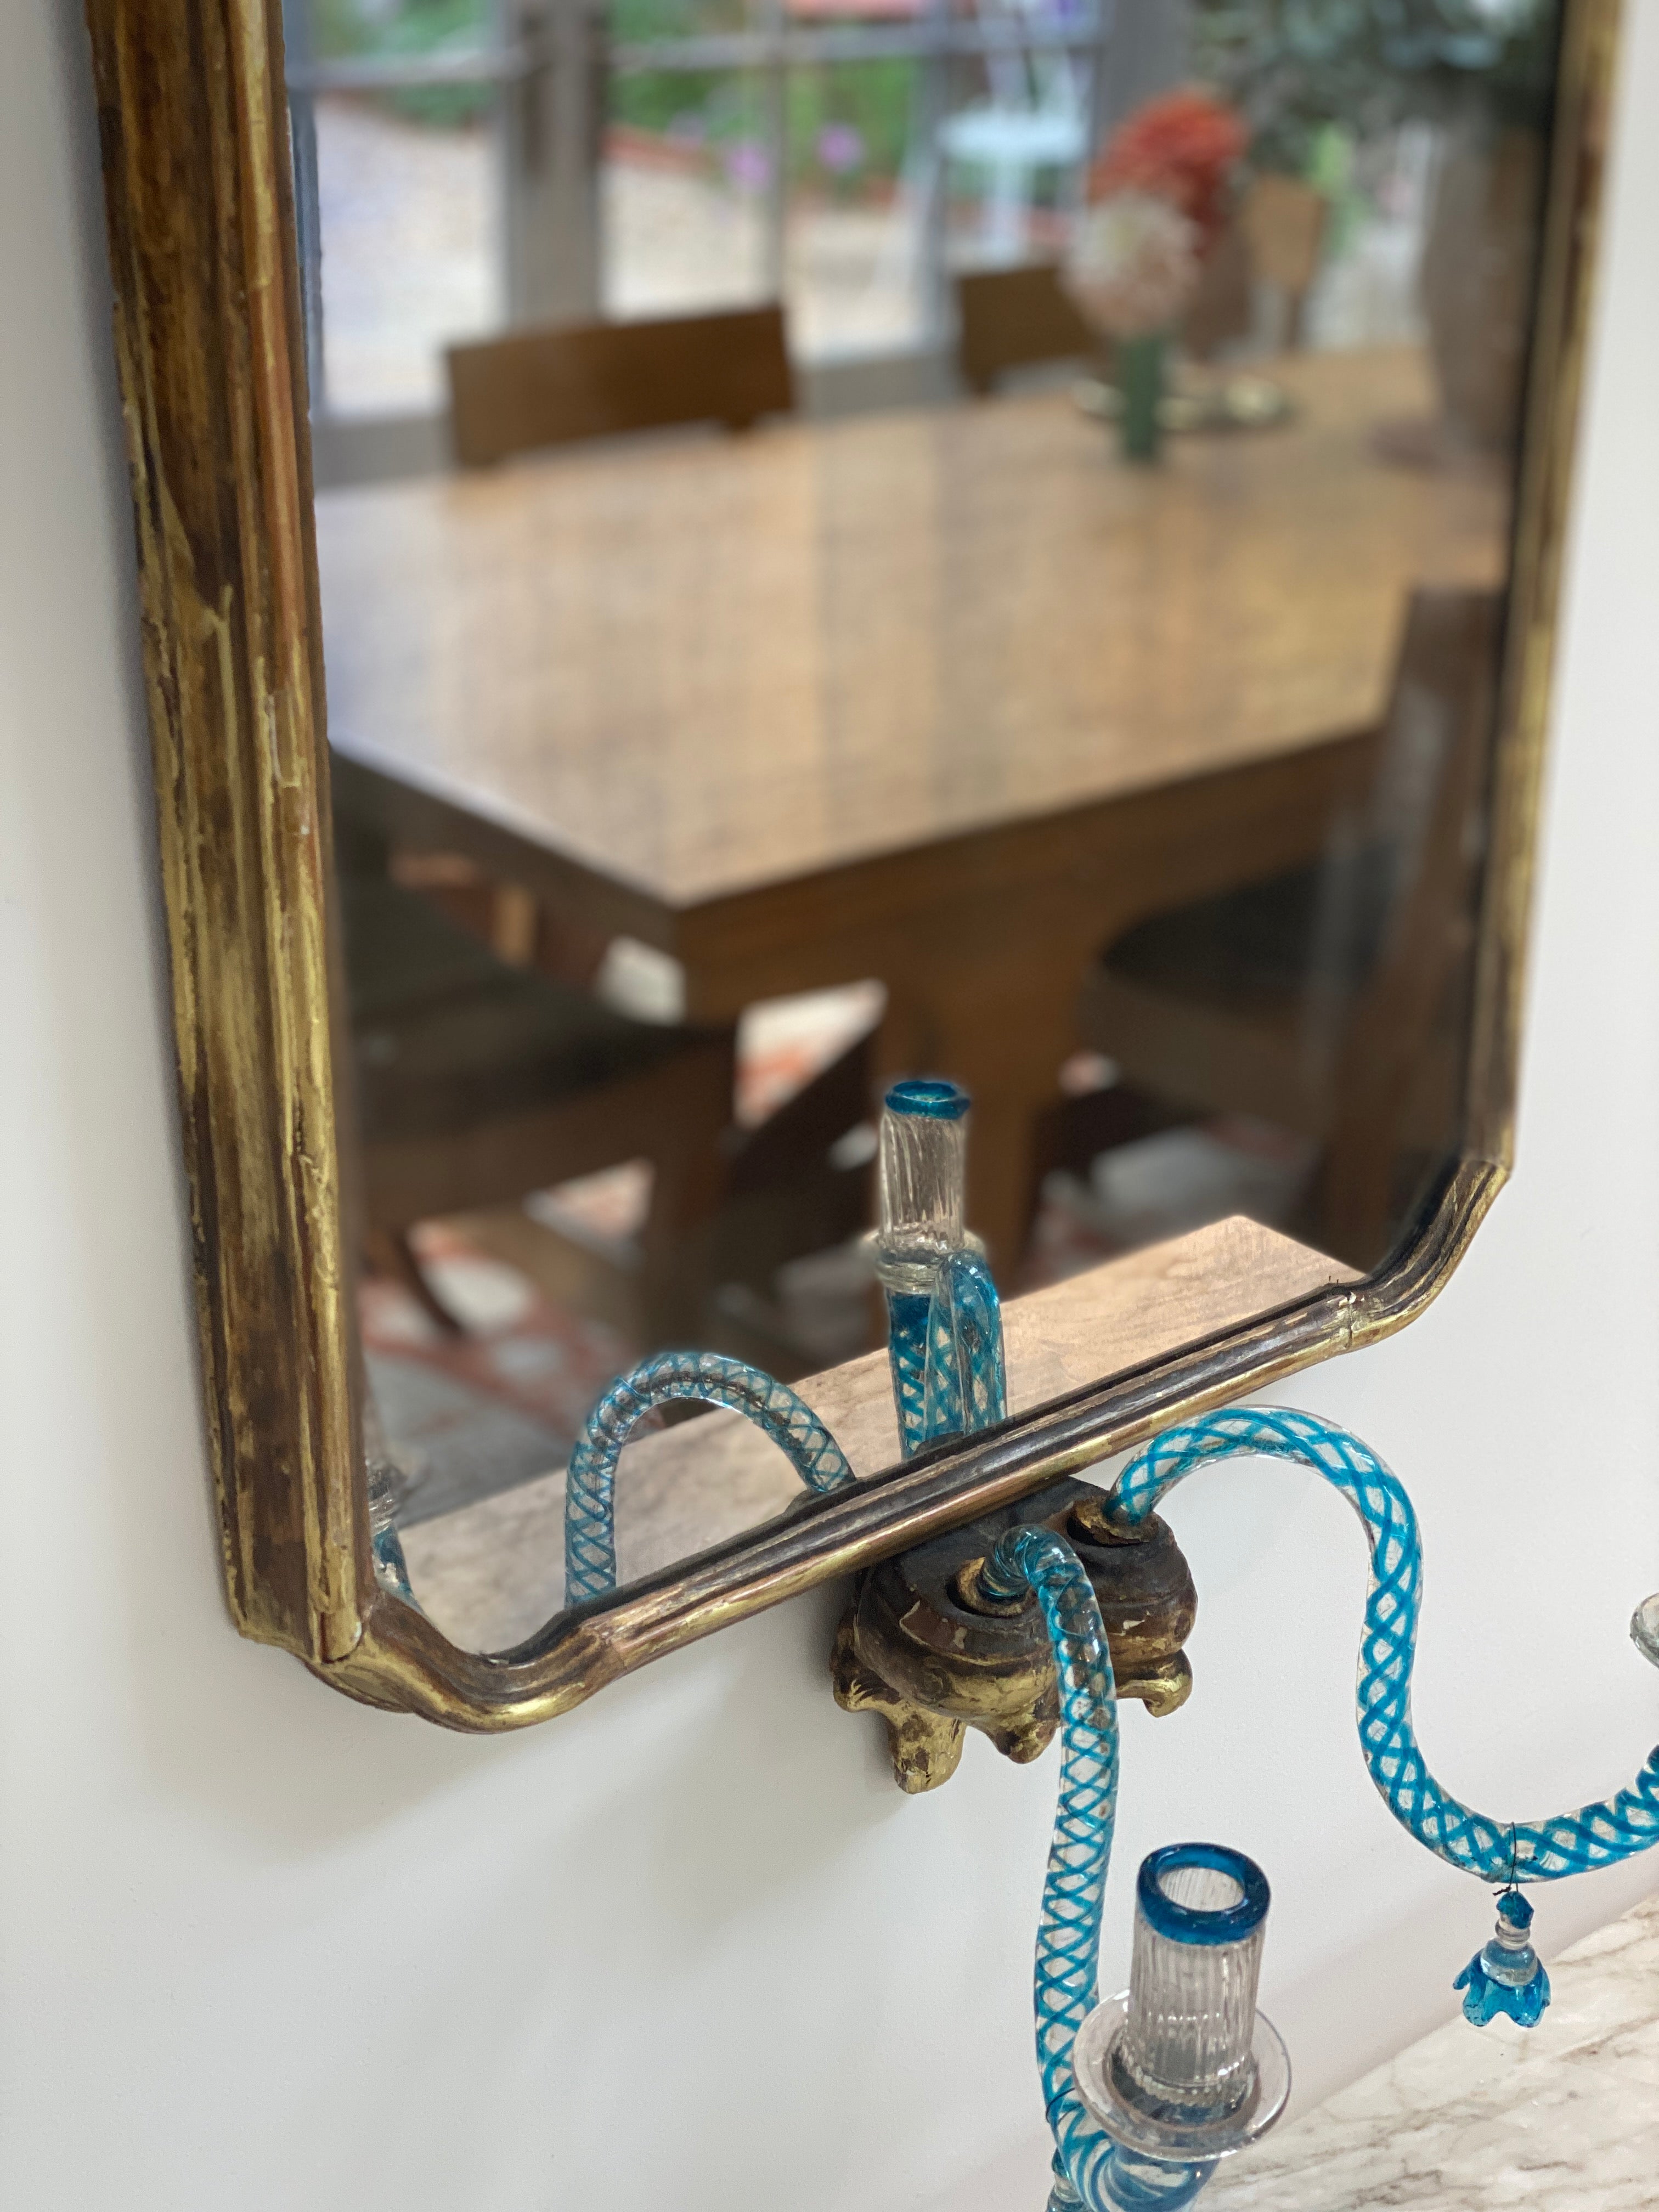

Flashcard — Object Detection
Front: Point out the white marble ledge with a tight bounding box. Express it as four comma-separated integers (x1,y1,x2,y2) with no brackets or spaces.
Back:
1206,1891,1659,2211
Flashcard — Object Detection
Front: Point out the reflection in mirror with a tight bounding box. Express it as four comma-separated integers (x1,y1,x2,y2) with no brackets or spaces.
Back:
292,0,1561,1644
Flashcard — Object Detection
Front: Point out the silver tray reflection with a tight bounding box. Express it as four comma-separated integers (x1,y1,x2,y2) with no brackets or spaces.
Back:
1074,371,1294,435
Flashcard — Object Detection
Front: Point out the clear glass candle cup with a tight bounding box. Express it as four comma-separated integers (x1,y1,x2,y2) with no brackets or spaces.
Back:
1114,1843,1270,2123
1073,1841,1289,2167
874,1079,969,1293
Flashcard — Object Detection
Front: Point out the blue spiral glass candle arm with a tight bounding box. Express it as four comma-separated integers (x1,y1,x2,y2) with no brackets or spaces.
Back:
885,1262,1011,1458
922,1248,1008,1443
981,1525,1134,2212
563,1350,856,1605
1107,1407,1659,1887
982,1528,1221,2211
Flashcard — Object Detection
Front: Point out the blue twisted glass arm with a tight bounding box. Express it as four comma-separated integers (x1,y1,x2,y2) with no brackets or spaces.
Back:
925,1250,1008,1441
371,1521,416,1604
366,1459,420,1609
563,1351,856,1605
885,1290,932,1455
985,1526,1129,2212
1109,1407,1659,1883
887,1250,1008,1459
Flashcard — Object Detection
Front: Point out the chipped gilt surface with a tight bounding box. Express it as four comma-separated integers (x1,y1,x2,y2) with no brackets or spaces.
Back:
1207,1894,1659,2211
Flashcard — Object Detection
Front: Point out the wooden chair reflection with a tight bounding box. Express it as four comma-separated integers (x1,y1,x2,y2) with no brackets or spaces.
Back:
1188,174,1329,357
338,843,737,1345
1181,217,1254,361
437,303,798,987
955,262,1101,395
446,303,795,468
1079,589,1502,1270
1242,174,1329,349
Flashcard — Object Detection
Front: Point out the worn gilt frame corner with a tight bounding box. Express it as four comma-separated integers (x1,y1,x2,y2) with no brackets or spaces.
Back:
84,0,1621,1731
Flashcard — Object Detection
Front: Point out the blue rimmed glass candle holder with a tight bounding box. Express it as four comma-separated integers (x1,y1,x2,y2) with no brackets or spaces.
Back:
1073,1843,1289,2170
874,1077,971,1297
873,1077,1007,1457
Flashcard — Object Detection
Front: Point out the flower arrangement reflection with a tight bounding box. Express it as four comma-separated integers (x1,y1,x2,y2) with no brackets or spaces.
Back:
1068,194,1203,345
1090,87,1249,252
1066,89,1248,461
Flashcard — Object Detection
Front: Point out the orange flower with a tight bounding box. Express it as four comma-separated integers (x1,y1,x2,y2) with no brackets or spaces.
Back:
1088,88,1249,254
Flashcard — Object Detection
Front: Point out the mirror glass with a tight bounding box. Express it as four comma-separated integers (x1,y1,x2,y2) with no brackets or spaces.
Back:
291,0,1564,1645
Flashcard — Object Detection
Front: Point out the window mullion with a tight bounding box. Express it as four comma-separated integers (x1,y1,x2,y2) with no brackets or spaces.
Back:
914,2,951,351
495,0,522,326
281,0,327,413
761,0,789,305
1080,0,1118,204
289,87,328,407
504,0,605,326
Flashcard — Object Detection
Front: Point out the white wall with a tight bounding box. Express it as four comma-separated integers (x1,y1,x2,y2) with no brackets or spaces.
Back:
3,3,1657,2206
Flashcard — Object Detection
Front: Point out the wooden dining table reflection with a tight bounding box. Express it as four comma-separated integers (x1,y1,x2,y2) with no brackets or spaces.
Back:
318,346,1507,1272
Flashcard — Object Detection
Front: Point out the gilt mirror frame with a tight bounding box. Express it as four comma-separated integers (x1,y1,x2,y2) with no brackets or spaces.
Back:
84,0,1621,1729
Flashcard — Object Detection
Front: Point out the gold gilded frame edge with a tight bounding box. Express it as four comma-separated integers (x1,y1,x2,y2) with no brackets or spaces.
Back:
82,0,1620,1726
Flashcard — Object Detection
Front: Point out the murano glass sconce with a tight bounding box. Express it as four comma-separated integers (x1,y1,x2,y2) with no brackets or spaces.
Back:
939,1406,1659,2209
526,1073,1659,2209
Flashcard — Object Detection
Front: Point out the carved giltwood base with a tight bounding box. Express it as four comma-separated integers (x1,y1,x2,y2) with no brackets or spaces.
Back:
831,1479,1195,1792
831,1614,1057,1792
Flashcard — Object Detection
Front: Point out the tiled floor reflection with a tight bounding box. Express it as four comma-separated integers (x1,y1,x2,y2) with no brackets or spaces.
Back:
361,1226,639,1525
